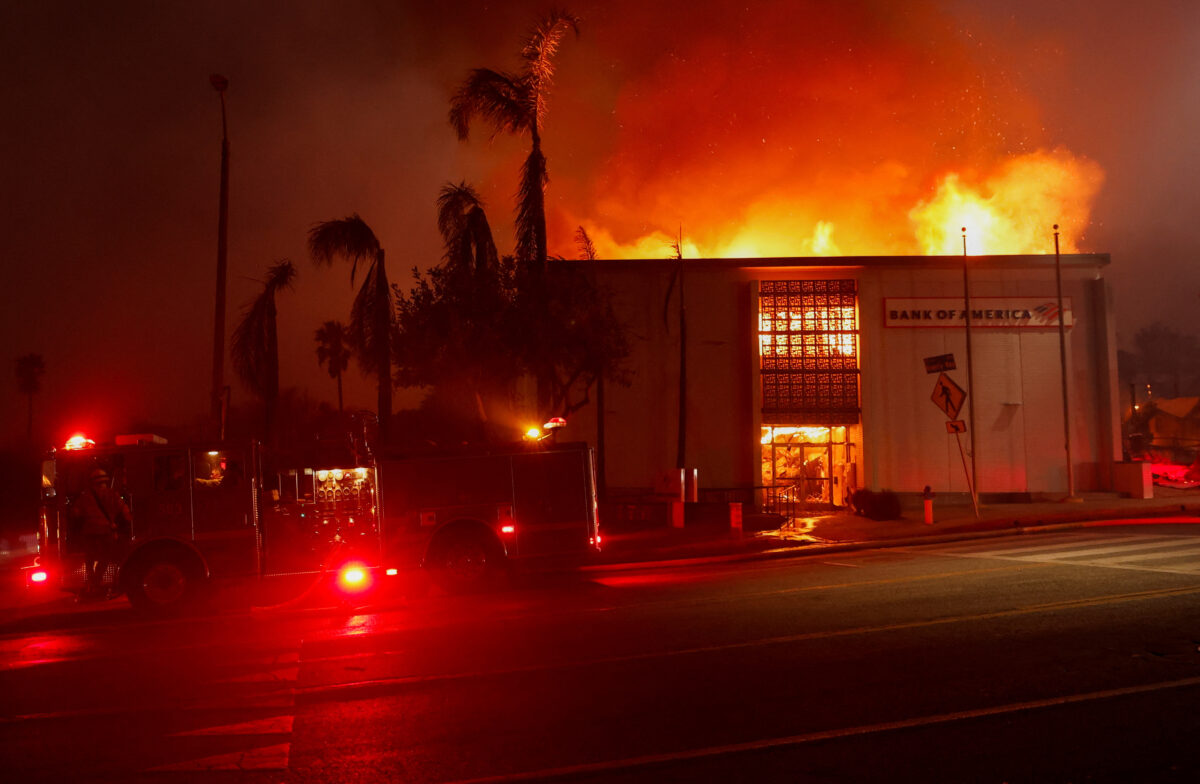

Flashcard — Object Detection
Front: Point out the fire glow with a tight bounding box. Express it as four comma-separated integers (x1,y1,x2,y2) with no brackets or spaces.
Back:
546,6,1107,263
580,150,1103,259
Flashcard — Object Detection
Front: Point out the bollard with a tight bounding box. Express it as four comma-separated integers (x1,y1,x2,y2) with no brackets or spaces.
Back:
730,502,743,538
670,500,685,529
923,485,935,525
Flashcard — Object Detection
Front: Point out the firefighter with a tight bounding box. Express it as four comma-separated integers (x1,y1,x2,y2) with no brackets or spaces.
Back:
73,467,132,599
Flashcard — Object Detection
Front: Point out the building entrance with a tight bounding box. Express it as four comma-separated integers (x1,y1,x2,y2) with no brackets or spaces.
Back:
760,426,856,515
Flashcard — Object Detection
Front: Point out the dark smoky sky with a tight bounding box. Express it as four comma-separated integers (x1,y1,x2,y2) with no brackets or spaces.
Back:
2,0,1197,447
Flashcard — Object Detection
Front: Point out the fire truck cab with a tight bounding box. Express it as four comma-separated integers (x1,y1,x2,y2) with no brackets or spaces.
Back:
38,436,266,610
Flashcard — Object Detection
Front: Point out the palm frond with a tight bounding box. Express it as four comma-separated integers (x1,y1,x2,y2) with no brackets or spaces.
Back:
349,263,395,378
265,259,297,294
307,215,380,286
438,182,500,274
574,226,597,261
232,260,296,399
521,10,581,128
231,290,275,398
448,69,529,140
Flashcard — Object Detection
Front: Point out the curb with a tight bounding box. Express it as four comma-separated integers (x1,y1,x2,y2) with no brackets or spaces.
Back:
586,507,1200,572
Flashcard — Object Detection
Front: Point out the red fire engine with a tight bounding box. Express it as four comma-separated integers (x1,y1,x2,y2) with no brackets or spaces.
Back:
29,431,600,611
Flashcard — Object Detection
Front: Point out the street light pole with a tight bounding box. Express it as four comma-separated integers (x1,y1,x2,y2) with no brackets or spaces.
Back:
1053,224,1080,501
962,227,979,515
209,74,230,439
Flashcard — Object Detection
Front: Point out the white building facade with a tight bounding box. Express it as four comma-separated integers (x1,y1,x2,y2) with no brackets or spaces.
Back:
568,254,1122,507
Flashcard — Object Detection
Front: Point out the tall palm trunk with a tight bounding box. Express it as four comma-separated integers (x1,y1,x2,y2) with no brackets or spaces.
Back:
527,128,548,273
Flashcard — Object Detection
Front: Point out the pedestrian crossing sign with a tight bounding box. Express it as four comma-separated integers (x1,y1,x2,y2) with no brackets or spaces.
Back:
931,372,966,420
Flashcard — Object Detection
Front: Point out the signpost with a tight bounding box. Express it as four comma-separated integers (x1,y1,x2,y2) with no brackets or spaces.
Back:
929,371,979,517
923,353,957,373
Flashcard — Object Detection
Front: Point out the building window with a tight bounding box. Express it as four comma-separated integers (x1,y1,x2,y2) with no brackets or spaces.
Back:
758,279,859,423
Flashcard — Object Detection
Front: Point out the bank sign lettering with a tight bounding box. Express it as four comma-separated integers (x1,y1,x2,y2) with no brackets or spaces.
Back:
884,297,1073,328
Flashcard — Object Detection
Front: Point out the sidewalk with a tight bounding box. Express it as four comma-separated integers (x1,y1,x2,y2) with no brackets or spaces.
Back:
596,487,1200,567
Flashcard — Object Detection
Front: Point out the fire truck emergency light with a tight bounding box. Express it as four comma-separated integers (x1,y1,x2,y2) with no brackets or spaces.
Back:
336,561,373,594
29,569,48,584
63,434,95,450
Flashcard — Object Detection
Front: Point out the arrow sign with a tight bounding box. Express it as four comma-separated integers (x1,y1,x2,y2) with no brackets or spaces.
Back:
931,373,966,420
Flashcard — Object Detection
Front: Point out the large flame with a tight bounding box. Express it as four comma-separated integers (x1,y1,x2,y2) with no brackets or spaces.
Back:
537,2,1108,263
577,149,1103,259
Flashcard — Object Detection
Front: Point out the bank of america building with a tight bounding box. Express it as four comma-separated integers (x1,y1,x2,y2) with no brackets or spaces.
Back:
570,254,1127,509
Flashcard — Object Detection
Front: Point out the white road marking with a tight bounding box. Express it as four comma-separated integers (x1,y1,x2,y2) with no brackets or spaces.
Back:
929,533,1174,556
918,534,1200,574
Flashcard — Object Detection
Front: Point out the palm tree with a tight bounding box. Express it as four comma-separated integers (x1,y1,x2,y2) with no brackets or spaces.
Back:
437,182,501,275
449,9,580,272
308,215,395,442
15,353,45,443
231,260,296,444
315,320,351,413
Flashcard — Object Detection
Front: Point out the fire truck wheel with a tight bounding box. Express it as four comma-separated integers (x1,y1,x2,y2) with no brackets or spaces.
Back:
126,553,202,613
431,529,502,594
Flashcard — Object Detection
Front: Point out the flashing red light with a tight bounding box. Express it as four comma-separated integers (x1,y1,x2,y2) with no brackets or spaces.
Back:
63,434,95,451
385,568,399,576
29,570,49,584
500,525,516,534
336,562,373,594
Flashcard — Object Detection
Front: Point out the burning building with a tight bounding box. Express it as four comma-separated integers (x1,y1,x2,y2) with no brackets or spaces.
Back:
571,250,1126,509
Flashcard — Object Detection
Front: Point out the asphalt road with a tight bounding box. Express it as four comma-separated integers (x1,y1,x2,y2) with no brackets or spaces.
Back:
5,522,1200,782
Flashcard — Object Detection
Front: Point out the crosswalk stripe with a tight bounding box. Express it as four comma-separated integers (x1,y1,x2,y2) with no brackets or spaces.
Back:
1021,539,1200,560
1082,545,1200,564
146,742,291,772
931,534,1172,556
169,715,294,736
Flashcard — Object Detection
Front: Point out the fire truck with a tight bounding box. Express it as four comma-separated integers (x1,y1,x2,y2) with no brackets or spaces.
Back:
30,432,600,611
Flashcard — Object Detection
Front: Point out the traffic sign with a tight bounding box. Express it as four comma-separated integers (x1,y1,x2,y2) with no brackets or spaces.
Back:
946,420,967,433
931,373,966,420
923,353,956,373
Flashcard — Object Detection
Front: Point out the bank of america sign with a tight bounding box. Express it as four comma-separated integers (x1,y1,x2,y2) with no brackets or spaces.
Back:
883,297,1074,328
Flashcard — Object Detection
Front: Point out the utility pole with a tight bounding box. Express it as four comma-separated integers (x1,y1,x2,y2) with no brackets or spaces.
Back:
209,74,230,438
962,228,979,514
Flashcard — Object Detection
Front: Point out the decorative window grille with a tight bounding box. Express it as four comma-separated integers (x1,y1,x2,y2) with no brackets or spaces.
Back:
758,280,860,424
